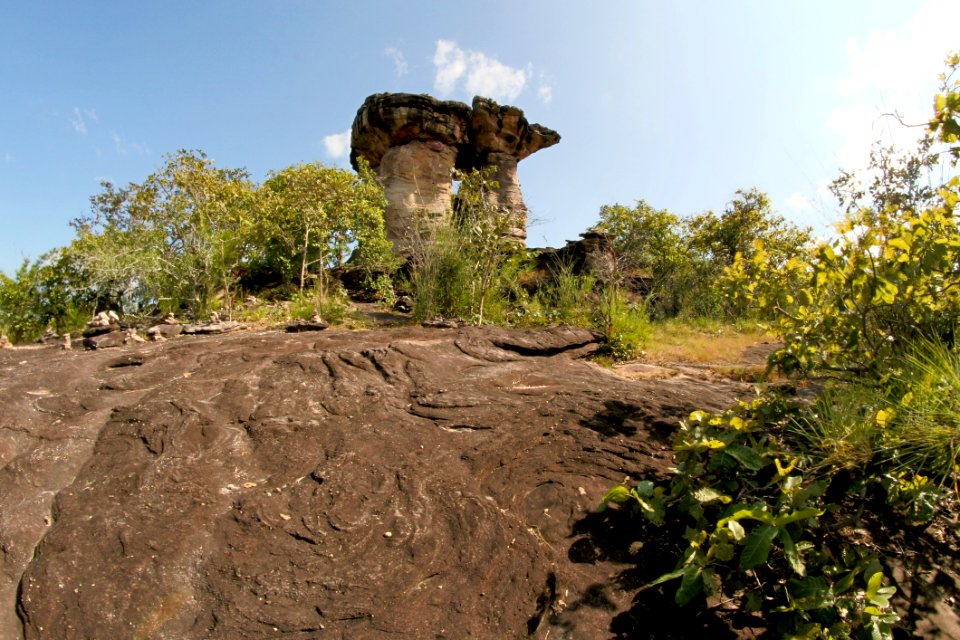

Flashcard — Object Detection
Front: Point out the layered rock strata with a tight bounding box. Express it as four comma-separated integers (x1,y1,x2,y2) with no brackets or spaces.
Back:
351,93,560,249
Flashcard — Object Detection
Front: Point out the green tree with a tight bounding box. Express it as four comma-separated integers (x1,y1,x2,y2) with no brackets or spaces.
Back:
0,249,92,342
597,200,690,318
256,158,392,296
930,51,960,163
594,191,809,320
72,150,256,316
688,188,810,270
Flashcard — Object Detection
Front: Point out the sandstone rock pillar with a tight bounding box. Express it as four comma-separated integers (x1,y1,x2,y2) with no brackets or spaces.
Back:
351,94,470,251
467,97,560,244
350,93,560,250
378,140,458,243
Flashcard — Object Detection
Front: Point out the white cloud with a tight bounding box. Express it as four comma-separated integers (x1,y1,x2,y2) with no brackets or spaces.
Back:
384,47,408,77
827,0,960,171
109,130,149,156
70,107,98,135
432,40,528,103
71,108,87,135
323,129,351,158
433,40,467,95
785,192,812,211
538,83,553,105
2,152,12,164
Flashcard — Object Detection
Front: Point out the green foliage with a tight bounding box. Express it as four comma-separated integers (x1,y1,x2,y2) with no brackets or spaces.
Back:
406,167,521,325
54,150,393,326
596,190,810,320
726,174,960,377
787,384,888,473
599,58,960,637
601,395,900,638
72,149,256,316
287,279,351,324
930,51,960,164
594,285,650,360
407,222,476,322
256,158,394,293
453,167,522,324
882,339,960,491
0,249,92,343
532,264,595,326
597,201,691,318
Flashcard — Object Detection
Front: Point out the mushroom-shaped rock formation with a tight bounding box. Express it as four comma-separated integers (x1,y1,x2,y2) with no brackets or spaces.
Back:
467,96,561,242
351,93,560,250
351,94,471,248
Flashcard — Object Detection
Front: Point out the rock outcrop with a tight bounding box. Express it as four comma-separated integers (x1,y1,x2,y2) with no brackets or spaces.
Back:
351,94,471,247
0,325,752,639
467,96,562,242
351,93,559,249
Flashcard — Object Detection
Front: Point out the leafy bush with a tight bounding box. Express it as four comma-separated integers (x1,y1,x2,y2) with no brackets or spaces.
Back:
596,190,810,321
404,168,522,325
532,264,595,326
0,250,92,343
595,285,650,360
406,223,477,322
601,395,900,638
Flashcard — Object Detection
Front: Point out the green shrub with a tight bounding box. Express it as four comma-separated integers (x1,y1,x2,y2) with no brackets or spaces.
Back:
883,338,960,490
595,285,650,360
406,223,475,322
288,279,350,324
533,264,595,326
601,395,900,638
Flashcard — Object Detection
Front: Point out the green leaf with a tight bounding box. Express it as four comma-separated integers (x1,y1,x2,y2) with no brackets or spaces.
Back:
724,444,765,471
702,567,721,598
675,564,703,606
740,524,778,570
598,485,631,510
779,528,805,576
645,566,687,588
693,487,732,504
787,576,833,611
713,542,736,562
633,480,655,497
866,572,895,608
727,520,746,541
834,568,860,595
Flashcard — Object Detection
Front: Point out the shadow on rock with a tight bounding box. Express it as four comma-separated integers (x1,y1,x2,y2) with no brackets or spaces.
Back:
562,507,759,639
578,399,647,438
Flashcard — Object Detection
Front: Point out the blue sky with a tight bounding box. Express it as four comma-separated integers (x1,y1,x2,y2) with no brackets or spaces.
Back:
2,1,958,275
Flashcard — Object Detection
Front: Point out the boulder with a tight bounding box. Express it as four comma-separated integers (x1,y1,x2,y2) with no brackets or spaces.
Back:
182,321,246,335
147,324,183,341
82,324,121,338
82,331,128,350
285,319,330,333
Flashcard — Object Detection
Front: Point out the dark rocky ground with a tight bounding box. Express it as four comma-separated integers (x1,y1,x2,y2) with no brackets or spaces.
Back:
0,325,956,639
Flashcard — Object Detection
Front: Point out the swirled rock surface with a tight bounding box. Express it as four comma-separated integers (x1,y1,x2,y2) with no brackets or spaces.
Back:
2,326,754,639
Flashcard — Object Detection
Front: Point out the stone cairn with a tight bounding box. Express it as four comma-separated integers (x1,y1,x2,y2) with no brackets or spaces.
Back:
350,93,560,250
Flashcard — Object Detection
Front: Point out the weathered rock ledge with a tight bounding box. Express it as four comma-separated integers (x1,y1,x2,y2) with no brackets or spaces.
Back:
1,326,749,639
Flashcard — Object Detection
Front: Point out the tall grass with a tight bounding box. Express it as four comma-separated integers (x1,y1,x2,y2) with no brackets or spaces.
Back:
883,339,960,490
